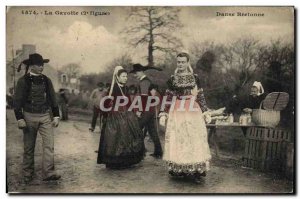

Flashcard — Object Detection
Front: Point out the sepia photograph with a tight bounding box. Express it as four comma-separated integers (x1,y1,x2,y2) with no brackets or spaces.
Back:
5,6,295,194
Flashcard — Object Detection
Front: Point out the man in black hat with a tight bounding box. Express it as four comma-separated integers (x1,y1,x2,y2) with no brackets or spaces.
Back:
130,63,163,158
14,53,61,183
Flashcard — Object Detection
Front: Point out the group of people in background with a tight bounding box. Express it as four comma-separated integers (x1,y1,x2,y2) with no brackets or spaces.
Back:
12,51,268,185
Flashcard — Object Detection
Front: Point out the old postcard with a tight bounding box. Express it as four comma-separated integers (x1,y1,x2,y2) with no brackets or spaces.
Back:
6,6,295,194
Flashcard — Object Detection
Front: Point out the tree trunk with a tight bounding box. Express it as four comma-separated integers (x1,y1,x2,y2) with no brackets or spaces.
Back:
148,9,154,67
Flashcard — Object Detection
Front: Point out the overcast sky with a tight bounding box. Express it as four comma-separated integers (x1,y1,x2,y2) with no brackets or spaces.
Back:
6,6,294,74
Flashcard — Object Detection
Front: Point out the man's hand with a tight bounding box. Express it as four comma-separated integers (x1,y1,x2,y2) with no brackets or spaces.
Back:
158,112,168,119
136,111,142,118
17,119,27,129
52,117,60,127
159,112,168,127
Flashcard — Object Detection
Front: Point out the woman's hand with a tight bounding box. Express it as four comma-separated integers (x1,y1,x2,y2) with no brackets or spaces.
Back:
243,108,252,113
203,111,212,124
191,85,200,96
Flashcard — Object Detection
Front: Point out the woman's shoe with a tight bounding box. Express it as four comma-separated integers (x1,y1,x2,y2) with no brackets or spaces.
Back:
168,170,176,176
193,173,204,184
194,177,202,184
150,153,162,158
200,171,206,177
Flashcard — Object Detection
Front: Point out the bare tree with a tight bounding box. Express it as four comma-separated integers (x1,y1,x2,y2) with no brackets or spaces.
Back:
122,7,183,66
257,39,294,75
107,53,133,71
60,63,81,77
220,38,260,87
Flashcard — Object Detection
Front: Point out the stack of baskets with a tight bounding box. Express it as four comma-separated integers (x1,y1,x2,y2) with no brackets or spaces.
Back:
252,92,289,127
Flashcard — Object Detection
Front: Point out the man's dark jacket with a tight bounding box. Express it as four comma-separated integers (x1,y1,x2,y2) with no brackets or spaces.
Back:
14,73,60,120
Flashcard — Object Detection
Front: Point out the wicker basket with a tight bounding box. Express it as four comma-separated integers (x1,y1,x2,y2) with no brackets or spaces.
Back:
252,108,280,127
252,92,289,127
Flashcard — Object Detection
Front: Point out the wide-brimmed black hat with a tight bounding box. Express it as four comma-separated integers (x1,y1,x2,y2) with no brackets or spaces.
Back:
17,53,49,72
129,63,162,73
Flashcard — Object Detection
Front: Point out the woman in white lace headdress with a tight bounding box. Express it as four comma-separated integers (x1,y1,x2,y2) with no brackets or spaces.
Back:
163,52,211,183
243,81,267,113
97,66,144,169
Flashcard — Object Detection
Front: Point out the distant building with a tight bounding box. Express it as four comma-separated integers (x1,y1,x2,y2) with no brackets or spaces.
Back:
6,44,36,93
6,44,81,94
58,71,81,95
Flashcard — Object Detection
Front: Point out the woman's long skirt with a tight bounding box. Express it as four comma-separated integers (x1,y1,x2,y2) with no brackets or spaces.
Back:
97,111,144,168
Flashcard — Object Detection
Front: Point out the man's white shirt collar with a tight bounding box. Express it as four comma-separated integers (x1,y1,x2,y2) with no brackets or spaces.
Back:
139,75,146,81
29,72,41,76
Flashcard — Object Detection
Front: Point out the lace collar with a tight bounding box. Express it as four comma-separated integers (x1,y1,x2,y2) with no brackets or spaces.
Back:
173,72,196,88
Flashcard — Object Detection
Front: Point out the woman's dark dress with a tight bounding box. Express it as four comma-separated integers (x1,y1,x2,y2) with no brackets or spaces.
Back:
246,94,267,109
97,84,144,168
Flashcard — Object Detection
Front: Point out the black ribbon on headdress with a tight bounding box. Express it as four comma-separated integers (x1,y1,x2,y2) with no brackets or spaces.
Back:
17,61,30,74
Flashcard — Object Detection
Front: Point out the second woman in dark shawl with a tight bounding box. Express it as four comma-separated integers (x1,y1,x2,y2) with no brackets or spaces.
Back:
97,66,144,169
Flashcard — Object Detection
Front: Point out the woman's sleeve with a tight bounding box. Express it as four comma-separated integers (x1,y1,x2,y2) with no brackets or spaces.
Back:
197,89,208,112
195,75,208,112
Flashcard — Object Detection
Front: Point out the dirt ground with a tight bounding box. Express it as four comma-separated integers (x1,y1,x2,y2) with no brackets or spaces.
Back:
6,109,293,194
